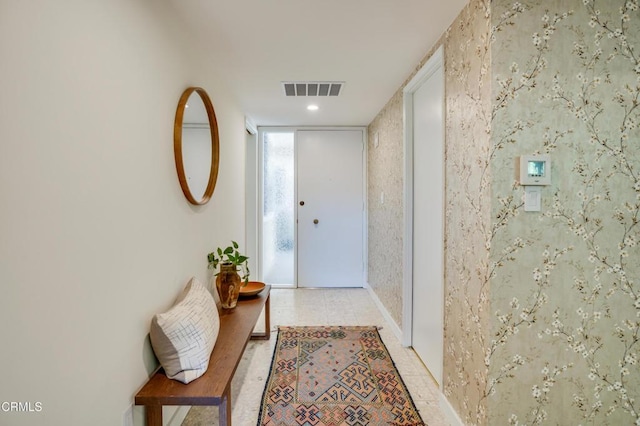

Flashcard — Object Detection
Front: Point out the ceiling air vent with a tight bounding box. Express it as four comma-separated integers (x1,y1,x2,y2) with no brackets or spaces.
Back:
282,81,344,97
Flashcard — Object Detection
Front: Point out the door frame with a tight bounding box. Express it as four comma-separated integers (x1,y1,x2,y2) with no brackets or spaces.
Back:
256,126,368,288
401,46,445,348
245,117,259,279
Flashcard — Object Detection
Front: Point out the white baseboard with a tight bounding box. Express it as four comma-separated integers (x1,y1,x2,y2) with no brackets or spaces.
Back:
364,282,403,342
165,406,190,426
365,283,462,425
440,393,464,426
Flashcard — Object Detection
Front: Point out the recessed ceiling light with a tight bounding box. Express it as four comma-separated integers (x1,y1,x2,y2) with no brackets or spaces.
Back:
307,105,319,111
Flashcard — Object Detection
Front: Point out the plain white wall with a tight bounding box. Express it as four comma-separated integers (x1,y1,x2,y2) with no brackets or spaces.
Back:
0,1,246,425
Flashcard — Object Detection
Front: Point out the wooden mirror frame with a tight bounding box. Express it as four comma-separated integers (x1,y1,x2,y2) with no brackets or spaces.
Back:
174,87,220,205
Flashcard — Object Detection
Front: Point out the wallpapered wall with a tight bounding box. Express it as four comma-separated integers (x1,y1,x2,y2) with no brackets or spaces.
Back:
368,0,639,424
368,44,444,329
488,0,639,424
443,0,492,424
368,91,405,326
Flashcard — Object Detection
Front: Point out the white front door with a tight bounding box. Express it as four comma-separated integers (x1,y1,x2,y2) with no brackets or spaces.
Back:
296,130,364,288
409,50,444,385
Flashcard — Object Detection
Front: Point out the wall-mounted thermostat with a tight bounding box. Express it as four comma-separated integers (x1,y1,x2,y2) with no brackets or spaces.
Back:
519,155,551,186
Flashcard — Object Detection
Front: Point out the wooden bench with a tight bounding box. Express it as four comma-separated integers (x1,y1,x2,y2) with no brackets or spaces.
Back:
135,285,271,426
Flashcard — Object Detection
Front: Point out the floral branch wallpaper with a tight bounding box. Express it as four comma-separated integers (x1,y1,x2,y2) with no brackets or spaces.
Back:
367,0,639,424
488,0,639,424
443,1,492,424
368,89,406,326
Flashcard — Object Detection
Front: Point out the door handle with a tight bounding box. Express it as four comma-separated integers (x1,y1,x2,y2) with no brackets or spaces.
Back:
299,201,305,206
313,219,319,224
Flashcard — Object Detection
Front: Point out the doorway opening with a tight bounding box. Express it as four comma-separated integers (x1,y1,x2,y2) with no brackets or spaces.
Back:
256,128,367,288
402,46,445,387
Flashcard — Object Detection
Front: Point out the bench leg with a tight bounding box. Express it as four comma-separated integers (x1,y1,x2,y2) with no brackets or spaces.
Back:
219,388,232,426
265,293,270,340
145,405,162,426
251,293,271,340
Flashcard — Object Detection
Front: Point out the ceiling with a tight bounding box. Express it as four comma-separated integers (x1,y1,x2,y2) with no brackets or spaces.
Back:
169,0,468,127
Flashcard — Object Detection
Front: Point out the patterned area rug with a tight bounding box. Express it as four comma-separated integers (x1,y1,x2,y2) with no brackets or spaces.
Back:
257,326,425,426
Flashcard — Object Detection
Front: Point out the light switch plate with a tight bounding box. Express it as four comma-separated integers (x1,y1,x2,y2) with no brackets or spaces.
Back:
524,186,541,212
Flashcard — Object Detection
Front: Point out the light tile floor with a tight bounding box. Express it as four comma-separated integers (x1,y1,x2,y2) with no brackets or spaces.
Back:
182,288,449,425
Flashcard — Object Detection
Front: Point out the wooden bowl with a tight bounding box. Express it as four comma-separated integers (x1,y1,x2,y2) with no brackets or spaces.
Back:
239,281,266,298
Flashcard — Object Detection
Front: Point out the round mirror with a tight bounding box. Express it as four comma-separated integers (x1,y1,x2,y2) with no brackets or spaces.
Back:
174,87,219,205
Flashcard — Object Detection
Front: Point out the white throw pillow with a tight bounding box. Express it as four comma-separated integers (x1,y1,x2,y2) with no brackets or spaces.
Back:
149,277,220,384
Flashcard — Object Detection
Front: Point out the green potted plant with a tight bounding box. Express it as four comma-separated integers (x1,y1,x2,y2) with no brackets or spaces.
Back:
207,241,250,309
